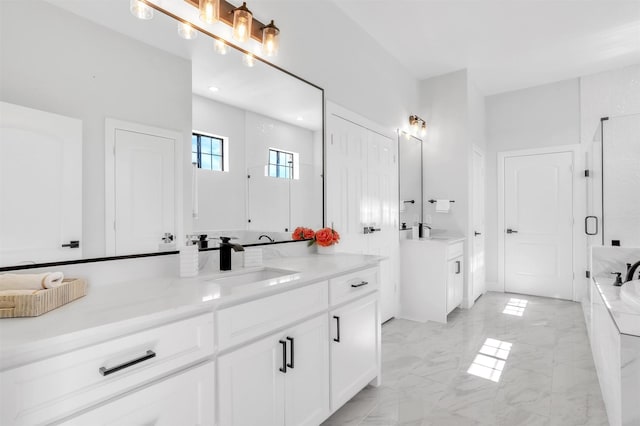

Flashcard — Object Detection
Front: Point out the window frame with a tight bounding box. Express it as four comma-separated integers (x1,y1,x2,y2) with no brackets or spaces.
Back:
192,132,225,172
268,148,295,179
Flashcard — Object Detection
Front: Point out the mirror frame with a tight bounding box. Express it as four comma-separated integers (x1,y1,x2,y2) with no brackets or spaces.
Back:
0,1,325,272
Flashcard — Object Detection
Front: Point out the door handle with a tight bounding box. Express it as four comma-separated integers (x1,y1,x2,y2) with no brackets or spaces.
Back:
363,226,381,234
333,315,341,342
279,340,287,373
585,216,598,236
99,350,156,376
474,231,482,236
506,229,518,234
286,337,294,369
61,240,80,248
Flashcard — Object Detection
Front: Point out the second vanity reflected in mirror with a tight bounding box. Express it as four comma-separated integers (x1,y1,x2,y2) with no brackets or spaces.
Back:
0,0,323,268
398,132,423,230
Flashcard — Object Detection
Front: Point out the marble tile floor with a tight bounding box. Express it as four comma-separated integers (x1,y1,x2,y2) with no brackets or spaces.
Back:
322,292,608,426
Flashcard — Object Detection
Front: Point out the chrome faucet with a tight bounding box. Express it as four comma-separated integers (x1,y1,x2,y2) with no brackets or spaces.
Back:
258,234,274,243
624,261,640,283
219,237,244,271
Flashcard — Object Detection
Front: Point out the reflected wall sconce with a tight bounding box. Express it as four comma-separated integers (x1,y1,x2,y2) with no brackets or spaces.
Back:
177,21,198,39
184,0,281,56
130,0,153,20
409,115,427,137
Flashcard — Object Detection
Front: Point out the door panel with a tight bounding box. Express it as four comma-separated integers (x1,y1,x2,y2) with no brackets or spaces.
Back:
504,152,573,300
218,334,285,426
0,102,82,266
114,129,174,255
284,316,329,426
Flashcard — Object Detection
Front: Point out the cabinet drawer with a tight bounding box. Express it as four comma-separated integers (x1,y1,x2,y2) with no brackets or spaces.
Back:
217,281,328,350
447,242,464,259
329,267,378,306
0,313,214,425
60,361,215,426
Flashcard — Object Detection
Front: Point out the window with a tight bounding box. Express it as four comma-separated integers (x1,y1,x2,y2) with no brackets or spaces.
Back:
268,148,294,179
192,132,224,171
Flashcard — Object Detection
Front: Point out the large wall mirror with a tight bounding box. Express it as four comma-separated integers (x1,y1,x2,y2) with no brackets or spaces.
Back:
398,132,423,231
0,0,324,269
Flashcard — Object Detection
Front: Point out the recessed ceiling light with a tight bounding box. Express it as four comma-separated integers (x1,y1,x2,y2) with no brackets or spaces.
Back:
209,86,219,92
296,116,303,121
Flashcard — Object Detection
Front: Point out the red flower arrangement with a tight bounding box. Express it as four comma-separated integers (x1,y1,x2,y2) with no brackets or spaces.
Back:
291,226,341,247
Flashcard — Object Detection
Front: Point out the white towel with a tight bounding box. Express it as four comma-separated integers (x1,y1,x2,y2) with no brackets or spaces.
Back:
0,272,64,290
435,199,450,213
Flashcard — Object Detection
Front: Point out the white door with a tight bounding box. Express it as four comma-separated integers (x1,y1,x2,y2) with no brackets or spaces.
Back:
109,126,175,255
218,333,285,426
284,316,329,426
326,111,399,322
61,362,215,426
330,294,379,411
472,148,486,301
504,152,574,299
0,102,82,266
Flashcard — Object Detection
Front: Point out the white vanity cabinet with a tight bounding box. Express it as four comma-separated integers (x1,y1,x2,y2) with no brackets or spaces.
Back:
217,314,330,426
329,293,379,411
400,238,465,323
0,312,214,425
60,361,215,426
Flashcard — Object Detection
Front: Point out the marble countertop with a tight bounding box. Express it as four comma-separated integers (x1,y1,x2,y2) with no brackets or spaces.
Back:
0,254,381,370
592,276,640,337
402,235,466,244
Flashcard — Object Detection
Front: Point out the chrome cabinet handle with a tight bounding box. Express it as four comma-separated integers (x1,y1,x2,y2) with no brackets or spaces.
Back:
351,281,369,288
279,340,287,373
333,316,341,342
99,350,156,376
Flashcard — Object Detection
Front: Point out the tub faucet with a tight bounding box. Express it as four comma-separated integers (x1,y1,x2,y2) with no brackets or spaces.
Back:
624,261,640,283
258,234,274,243
219,237,244,271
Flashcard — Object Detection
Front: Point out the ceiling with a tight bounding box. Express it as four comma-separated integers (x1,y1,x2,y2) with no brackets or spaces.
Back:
333,0,640,94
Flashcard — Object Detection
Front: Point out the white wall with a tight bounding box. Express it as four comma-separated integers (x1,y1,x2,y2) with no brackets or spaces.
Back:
192,95,247,231
419,70,470,234
485,78,581,289
0,0,192,259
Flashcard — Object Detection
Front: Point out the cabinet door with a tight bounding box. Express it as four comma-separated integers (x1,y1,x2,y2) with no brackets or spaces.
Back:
447,257,464,313
61,361,215,426
284,315,330,426
218,333,285,426
330,294,379,411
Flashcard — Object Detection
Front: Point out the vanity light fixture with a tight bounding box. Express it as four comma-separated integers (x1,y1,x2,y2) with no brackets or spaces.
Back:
199,0,220,24
409,115,427,137
177,21,198,39
130,0,153,20
214,39,228,55
232,2,253,43
261,20,280,57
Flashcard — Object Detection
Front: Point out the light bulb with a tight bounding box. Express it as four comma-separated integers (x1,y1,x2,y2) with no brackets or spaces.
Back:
243,53,255,67
178,22,198,40
199,0,219,24
130,0,153,20
232,3,253,43
262,20,280,57
214,39,228,55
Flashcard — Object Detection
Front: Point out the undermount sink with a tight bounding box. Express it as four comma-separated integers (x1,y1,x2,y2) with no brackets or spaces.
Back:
207,267,299,287
620,280,640,312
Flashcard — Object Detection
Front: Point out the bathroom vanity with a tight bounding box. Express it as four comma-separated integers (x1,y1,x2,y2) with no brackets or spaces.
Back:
589,276,640,426
0,254,381,425
399,236,465,323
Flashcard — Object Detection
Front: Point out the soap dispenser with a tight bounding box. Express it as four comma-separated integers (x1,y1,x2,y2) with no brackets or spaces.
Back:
179,237,199,277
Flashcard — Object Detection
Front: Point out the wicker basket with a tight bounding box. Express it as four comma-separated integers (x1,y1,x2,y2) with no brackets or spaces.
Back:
0,279,87,318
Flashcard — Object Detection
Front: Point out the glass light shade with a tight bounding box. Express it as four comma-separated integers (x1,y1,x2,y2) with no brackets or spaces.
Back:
262,20,280,57
232,2,253,43
199,0,219,24
178,22,198,40
130,0,153,20
214,39,228,55
420,123,427,136
242,53,255,67
409,116,419,135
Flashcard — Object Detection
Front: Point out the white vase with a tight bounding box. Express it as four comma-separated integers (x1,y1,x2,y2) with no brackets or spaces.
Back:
316,244,336,255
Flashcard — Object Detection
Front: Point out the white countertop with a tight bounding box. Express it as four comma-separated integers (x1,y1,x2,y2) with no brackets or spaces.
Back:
593,276,640,337
401,236,465,244
0,254,381,370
